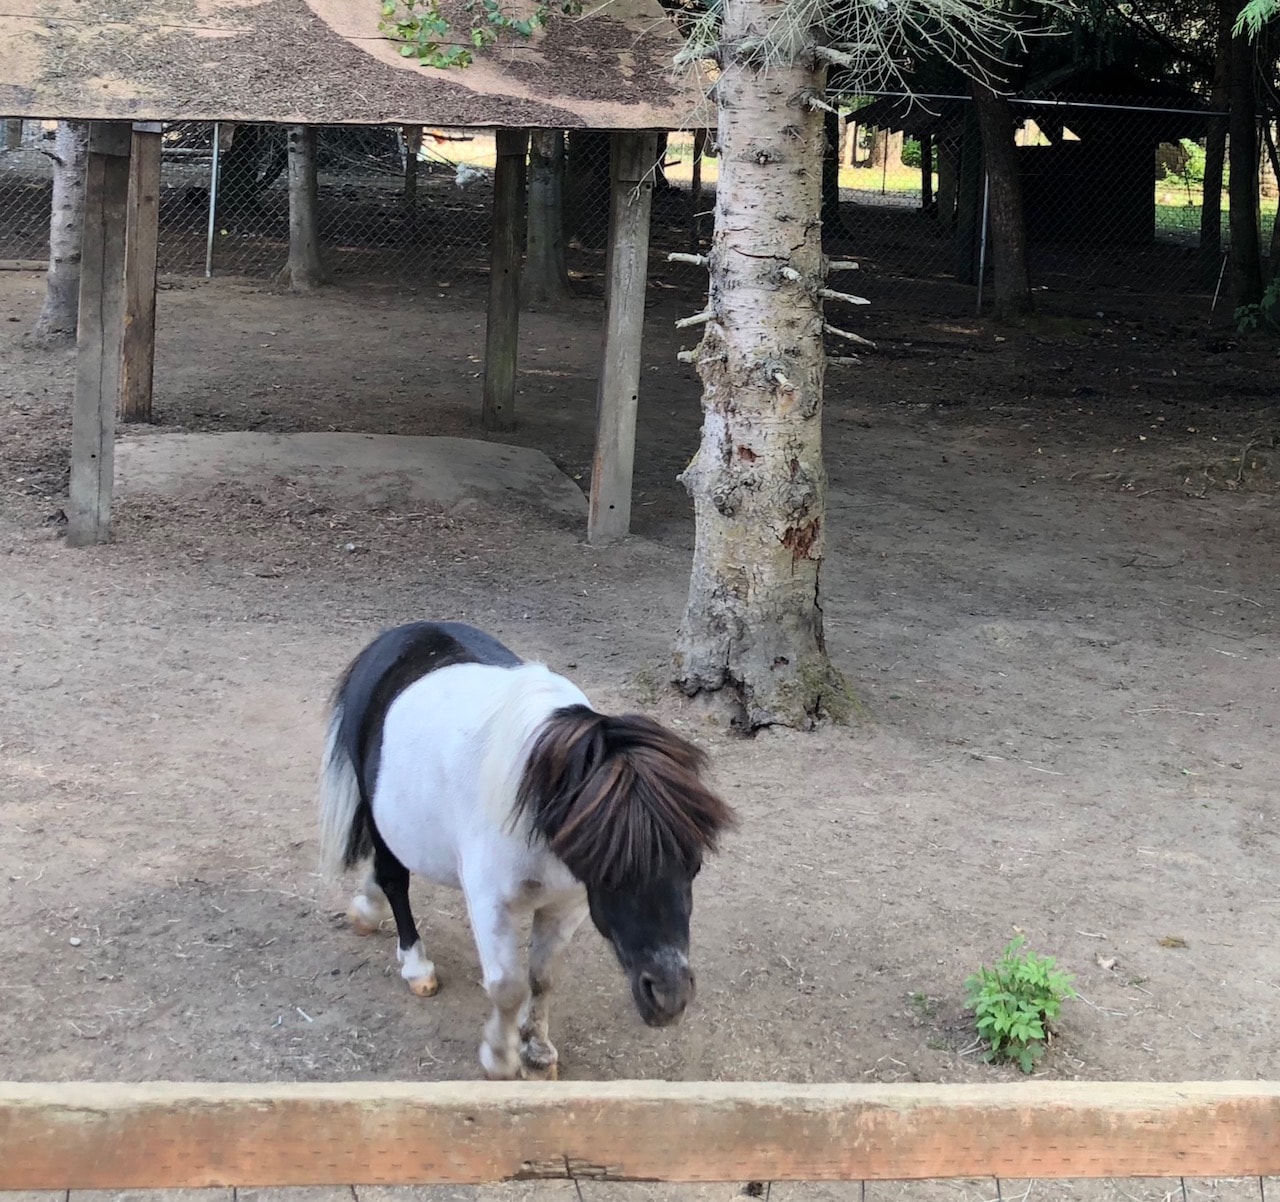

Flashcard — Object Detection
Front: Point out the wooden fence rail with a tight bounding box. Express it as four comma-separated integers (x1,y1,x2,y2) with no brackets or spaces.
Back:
2,1081,1280,1192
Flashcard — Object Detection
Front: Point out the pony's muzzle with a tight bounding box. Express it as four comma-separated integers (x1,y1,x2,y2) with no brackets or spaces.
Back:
633,964,696,1027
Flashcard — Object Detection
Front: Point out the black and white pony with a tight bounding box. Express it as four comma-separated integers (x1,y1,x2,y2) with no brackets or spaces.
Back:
318,621,735,1079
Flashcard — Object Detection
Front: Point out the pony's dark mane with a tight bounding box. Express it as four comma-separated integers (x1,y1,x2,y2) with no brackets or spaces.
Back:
514,705,735,890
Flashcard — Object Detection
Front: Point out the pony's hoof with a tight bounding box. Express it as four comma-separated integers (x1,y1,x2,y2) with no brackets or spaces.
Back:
480,1043,520,1080
347,895,389,935
519,1035,558,1077
397,941,437,996
521,1060,559,1081
407,972,439,998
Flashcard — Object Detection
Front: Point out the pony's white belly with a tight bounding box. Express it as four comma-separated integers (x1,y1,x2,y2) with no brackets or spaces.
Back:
371,792,464,887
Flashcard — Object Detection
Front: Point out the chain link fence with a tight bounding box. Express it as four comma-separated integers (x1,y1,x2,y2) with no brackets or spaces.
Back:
2,109,1274,311
821,93,1277,310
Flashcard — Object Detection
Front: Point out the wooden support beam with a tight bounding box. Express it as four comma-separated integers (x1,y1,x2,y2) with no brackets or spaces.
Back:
481,128,528,432
120,122,162,424
3,1080,1280,1191
68,120,132,547
587,129,660,545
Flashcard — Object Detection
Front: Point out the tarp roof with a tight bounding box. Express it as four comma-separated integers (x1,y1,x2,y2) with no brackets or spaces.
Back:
0,0,709,128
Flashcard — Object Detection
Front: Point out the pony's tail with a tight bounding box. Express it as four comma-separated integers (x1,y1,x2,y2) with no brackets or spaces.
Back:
318,702,372,879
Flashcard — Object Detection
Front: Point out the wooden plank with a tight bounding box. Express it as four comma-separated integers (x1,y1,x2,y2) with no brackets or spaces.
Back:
4,1081,1280,1191
119,122,162,424
67,120,132,547
587,130,659,544
481,128,528,433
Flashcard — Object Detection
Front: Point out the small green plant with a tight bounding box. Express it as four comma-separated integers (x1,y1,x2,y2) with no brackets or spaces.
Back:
1235,277,1280,335
964,937,1076,1073
380,0,580,69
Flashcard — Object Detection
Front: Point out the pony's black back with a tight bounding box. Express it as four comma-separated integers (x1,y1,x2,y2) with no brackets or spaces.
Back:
333,623,522,866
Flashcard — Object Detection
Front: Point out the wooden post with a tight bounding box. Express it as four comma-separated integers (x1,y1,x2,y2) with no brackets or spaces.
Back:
5,1080,1280,1189
4,119,22,151
689,127,706,252
481,128,528,432
402,123,422,237
587,130,659,544
68,121,132,547
120,122,162,424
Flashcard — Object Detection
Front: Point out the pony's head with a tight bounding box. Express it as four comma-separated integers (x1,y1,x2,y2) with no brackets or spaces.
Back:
516,706,735,1027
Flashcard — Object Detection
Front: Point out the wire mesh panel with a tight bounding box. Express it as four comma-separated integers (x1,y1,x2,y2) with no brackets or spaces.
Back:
0,119,54,263
1,112,1270,314
819,94,1253,310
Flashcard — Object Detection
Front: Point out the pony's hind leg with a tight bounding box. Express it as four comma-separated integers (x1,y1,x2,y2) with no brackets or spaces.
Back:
372,838,439,998
347,868,392,936
519,898,588,1080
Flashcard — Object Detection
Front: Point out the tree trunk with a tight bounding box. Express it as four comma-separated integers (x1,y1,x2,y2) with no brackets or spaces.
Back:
277,125,328,293
674,1,848,730
522,129,572,304
920,132,934,213
1200,2,1232,275
1265,121,1280,280
953,107,983,283
971,81,1032,319
822,110,845,238
868,128,903,169
935,135,959,231
403,125,422,203
31,120,89,346
1228,20,1263,306
5,119,22,151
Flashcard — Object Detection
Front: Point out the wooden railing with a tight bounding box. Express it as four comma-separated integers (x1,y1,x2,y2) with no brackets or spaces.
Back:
3,1081,1280,1190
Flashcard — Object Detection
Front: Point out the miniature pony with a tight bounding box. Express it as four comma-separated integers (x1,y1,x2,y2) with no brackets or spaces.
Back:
318,621,734,1079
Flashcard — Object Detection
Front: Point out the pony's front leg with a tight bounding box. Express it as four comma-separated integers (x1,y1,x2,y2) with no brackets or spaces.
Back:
519,898,588,1079
465,892,527,1080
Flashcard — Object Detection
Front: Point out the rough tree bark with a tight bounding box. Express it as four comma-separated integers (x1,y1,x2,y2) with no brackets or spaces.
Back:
522,129,572,304
970,80,1032,319
31,120,89,346
673,0,849,730
277,125,328,293
1200,3,1232,276
1228,16,1264,306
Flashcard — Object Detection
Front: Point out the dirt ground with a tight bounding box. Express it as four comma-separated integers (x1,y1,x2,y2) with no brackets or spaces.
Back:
1,258,1279,1146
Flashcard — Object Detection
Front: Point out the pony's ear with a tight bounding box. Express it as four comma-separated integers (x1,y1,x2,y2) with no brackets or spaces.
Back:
516,706,735,889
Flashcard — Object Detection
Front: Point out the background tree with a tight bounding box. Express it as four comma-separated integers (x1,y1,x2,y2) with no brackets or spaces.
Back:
31,121,88,346
378,0,1021,728
522,130,573,303
277,126,329,293
667,0,1019,728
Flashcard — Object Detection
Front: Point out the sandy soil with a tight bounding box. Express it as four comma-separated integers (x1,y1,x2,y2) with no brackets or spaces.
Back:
1,263,1278,1137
